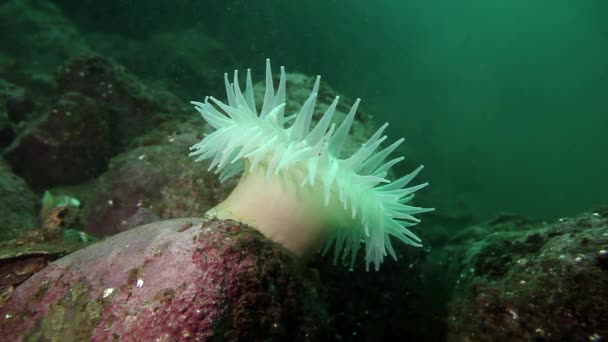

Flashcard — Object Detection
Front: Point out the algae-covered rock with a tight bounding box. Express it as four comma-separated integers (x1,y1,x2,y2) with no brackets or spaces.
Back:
445,210,608,341
0,218,327,341
0,159,38,240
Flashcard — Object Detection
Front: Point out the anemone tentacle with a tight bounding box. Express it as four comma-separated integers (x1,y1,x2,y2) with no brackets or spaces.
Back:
190,59,433,270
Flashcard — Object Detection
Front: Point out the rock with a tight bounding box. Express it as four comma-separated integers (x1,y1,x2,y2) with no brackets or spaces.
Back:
0,79,34,123
5,92,110,187
56,55,191,149
0,110,12,149
444,209,608,340
0,79,35,148
0,233,89,309
0,159,38,240
79,133,229,236
0,218,328,341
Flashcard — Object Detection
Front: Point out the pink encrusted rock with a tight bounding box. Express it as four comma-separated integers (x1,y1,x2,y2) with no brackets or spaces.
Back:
0,218,327,341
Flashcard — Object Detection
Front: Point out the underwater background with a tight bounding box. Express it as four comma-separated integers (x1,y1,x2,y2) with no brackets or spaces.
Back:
0,0,607,341
57,0,608,222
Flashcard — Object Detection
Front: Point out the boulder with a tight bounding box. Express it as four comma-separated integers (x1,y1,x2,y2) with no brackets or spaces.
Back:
0,218,327,341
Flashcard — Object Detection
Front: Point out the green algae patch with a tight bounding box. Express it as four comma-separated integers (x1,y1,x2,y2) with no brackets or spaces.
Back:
26,281,103,341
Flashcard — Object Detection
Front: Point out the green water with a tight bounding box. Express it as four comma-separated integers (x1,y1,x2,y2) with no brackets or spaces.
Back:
54,0,607,221
1,0,605,222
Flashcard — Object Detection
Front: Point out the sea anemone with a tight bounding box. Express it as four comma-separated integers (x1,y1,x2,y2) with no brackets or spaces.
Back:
190,59,433,270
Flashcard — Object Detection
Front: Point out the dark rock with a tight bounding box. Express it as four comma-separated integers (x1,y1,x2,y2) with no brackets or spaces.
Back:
122,207,161,230
0,110,13,149
445,209,608,340
0,79,35,148
310,243,441,341
0,159,38,240
0,218,328,341
0,79,34,123
56,55,191,150
5,92,110,188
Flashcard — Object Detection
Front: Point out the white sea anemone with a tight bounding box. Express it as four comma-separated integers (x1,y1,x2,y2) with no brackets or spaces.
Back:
190,59,433,270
